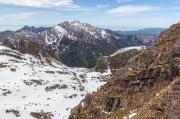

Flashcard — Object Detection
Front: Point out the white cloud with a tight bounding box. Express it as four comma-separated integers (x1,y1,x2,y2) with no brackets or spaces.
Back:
0,18,4,20
7,12,38,19
0,0,80,8
106,5,153,14
116,0,132,2
96,4,110,8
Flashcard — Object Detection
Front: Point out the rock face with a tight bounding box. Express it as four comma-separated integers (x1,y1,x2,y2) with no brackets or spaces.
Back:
0,21,156,68
69,22,180,119
94,46,146,73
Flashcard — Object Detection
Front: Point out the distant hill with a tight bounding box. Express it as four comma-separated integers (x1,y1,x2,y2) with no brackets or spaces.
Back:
16,25,51,33
116,28,166,35
0,30,12,34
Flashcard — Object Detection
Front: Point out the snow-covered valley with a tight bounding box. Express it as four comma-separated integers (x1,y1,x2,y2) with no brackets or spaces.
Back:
0,45,111,119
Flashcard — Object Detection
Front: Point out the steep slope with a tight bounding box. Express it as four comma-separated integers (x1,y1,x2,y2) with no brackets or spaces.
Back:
116,28,166,35
0,31,54,65
0,45,111,119
94,46,146,73
69,22,180,119
123,33,157,46
17,25,51,33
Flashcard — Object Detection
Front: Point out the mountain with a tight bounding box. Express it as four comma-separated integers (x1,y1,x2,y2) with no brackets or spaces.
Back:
40,21,156,68
0,21,157,68
17,25,51,33
0,45,111,119
0,30,12,34
69,22,180,118
123,33,157,47
116,28,166,35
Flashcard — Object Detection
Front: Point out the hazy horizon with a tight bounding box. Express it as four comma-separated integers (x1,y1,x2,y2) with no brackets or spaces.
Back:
0,23,167,32
0,0,179,31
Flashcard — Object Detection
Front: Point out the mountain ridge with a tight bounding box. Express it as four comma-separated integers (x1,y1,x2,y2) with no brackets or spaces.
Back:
0,30,12,34
0,21,157,68
16,25,51,33
39,21,157,67
116,28,166,35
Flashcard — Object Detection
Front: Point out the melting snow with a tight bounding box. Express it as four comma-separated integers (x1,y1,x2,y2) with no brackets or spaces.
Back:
123,110,137,119
101,30,107,38
156,93,159,96
54,25,67,35
111,46,146,57
129,112,137,118
0,45,111,119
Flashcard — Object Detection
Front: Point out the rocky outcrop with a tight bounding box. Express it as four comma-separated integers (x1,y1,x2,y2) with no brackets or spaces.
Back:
69,22,180,119
134,77,180,119
30,111,53,119
94,46,146,73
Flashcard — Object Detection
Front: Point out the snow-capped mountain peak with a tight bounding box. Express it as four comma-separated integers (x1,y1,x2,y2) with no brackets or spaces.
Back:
70,21,96,29
0,21,156,68
54,25,67,35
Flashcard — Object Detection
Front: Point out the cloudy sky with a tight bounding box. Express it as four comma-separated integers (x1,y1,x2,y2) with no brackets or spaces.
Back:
0,0,180,31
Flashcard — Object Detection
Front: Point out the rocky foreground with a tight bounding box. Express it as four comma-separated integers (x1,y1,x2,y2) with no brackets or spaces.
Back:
69,22,180,118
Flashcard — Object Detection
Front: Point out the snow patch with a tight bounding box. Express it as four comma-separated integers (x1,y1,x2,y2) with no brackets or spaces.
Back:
101,30,107,38
54,25,67,35
123,110,137,119
0,46,111,119
111,46,146,57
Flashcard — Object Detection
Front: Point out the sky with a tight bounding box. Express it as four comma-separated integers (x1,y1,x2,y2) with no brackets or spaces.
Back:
0,0,180,31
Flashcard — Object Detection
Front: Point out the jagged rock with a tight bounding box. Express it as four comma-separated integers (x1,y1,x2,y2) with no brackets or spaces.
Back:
102,96,127,112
